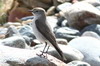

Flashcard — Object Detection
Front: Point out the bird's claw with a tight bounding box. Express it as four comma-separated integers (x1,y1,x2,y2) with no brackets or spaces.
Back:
36,53,47,58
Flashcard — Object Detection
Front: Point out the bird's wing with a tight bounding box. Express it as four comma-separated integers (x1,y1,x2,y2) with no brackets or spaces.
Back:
35,19,57,45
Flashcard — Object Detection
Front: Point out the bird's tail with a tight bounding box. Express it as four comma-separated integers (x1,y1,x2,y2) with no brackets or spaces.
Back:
53,44,67,62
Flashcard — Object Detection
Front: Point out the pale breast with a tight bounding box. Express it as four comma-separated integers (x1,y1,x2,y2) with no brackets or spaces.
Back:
31,20,47,43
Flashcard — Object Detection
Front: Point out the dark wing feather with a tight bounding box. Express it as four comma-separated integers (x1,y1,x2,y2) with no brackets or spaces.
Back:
35,19,56,44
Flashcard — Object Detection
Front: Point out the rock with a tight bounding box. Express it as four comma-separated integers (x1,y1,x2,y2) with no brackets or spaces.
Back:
0,0,14,13
96,6,100,10
57,0,71,3
80,24,100,36
0,27,8,39
18,25,36,39
5,25,20,38
46,6,56,16
68,37,100,66
81,31,100,39
56,38,68,45
0,63,10,66
57,16,67,27
0,36,28,48
57,2,72,11
82,0,100,7
0,0,14,24
0,35,5,39
61,19,68,27
55,27,80,41
16,0,54,10
0,45,67,66
20,16,34,21
67,61,91,66
8,7,32,22
60,2,100,30
0,27,7,35
3,22,21,28
23,36,36,46
33,44,84,62
18,25,37,46
47,16,58,31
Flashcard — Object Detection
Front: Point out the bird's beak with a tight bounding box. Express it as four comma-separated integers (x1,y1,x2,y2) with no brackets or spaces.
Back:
28,10,33,12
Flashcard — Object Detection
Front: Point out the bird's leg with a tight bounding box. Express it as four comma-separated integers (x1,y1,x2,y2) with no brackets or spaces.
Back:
37,42,47,58
41,42,47,54
46,45,50,53
45,45,50,58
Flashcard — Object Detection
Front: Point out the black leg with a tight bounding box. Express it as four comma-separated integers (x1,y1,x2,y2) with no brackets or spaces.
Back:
41,42,47,55
45,45,50,58
46,45,50,53
37,42,47,57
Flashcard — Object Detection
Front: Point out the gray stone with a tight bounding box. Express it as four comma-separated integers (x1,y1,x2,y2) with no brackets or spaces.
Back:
47,16,58,31
3,22,21,28
57,2,72,11
23,36,34,46
56,38,68,45
96,6,100,10
20,16,34,21
60,2,100,30
18,25,36,39
81,31,100,39
82,0,100,7
68,37,100,66
0,45,67,66
0,36,28,48
61,19,68,27
55,27,80,41
0,27,7,35
80,24,100,36
56,16,65,27
5,25,20,38
57,0,71,3
67,61,91,66
33,44,84,62
57,16,68,27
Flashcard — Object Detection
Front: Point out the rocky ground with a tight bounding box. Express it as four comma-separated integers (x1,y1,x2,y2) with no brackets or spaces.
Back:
0,0,100,66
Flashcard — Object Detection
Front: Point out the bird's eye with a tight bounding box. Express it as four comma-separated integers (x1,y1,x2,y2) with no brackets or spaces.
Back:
35,10,39,12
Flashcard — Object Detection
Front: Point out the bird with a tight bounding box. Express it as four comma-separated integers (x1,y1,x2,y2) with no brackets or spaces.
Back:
29,7,66,61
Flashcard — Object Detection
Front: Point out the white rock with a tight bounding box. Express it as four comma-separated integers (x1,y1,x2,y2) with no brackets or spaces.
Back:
47,16,58,31
60,2,100,30
0,36,29,48
33,44,84,62
69,37,100,66
0,45,67,66
67,61,91,66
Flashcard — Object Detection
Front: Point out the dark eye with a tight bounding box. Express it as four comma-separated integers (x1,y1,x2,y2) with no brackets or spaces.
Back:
35,10,39,12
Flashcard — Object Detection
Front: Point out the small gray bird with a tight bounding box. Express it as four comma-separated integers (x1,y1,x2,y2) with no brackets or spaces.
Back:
29,7,66,61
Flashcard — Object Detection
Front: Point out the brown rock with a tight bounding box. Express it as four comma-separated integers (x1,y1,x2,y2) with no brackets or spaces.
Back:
60,2,100,30
0,0,14,24
16,0,54,10
8,7,32,22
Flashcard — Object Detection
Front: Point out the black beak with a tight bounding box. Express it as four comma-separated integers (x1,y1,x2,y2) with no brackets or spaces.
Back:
28,10,33,12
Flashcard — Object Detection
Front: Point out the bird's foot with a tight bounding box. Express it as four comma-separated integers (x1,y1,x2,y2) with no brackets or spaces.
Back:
36,51,47,58
36,53,46,58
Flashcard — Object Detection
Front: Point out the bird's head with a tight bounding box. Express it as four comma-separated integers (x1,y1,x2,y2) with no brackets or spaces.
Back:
29,7,46,17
